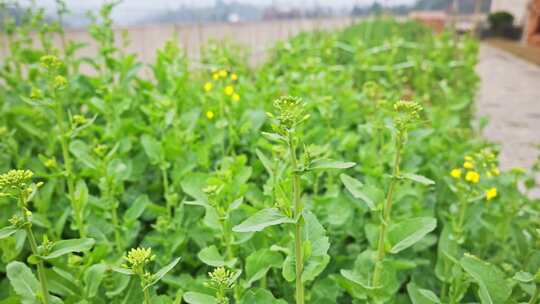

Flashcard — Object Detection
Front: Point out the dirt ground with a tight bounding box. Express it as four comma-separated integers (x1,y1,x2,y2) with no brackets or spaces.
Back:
476,44,540,196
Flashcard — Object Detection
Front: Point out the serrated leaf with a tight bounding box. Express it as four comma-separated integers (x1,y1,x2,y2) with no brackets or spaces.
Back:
407,283,441,304
232,208,294,233
39,238,95,260
460,254,512,304
340,173,376,210
183,292,217,304
124,195,150,222
69,140,97,169
141,134,162,164
6,261,40,303
309,159,356,170
256,149,274,176
388,217,437,254
402,173,435,185
84,264,107,298
244,249,283,288
0,226,19,240
198,245,236,267
144,257,180,290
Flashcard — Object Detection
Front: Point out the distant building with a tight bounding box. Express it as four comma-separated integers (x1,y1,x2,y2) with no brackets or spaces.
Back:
409,11,447,32
491,0,529,25
525,0,540,47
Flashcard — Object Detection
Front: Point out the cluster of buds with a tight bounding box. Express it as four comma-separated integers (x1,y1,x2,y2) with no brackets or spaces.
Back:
269,96,310,135
0,170,36,201
205,267,237,304
71,114,88,127
123,247,156,287
393,100,423,132
40,55,63,71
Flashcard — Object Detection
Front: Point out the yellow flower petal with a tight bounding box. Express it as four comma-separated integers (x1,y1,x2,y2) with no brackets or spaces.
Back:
204,82,213,92
465,171,480,183
224,85,234,96
232,93,240,102
485,187,497,200
450,168,461,179
206,111,214,120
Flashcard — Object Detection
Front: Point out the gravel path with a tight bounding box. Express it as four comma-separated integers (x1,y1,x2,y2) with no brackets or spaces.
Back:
476,44,540,195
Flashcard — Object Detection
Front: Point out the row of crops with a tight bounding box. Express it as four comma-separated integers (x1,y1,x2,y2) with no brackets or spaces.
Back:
1,2,539,304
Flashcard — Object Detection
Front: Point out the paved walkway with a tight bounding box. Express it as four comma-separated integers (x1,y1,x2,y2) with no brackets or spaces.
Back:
476,44,540,196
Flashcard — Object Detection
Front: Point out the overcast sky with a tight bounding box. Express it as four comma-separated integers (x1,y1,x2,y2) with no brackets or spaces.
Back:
29,0,417,11
18,0,417,26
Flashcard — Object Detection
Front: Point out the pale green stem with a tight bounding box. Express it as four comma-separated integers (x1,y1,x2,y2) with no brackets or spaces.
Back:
143,288,151,304
372,133,402,287
288,133,304,304
54,95,85,237
25,226,49,304
529,287,539,304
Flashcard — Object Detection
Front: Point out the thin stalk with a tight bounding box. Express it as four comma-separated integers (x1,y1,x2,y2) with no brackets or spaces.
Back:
54,97,85,237
288,133,304,304
143,288,151,304
221,217,234,261
25,226,49,304
529,287,539,304
110,200,123,251
372,134,402,287
161,166,172,219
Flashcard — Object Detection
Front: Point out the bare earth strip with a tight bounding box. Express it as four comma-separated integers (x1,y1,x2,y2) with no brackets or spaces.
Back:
476,44,540,196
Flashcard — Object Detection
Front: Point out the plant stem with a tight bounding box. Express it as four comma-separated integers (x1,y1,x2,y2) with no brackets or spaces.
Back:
288,133,304,304
25,226,49,304
372,133,402,287
54,99,85,237
143,288,151,304
110,200,123,251
161,166,172,219
529,287,539,304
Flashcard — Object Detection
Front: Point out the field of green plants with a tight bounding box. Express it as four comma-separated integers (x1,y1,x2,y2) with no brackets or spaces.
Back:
1,3,540,304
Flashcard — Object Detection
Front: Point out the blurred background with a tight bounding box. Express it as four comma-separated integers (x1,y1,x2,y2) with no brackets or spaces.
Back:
1,0,540,179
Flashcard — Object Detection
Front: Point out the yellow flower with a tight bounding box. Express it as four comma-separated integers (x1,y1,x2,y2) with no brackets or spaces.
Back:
232,93,240,102
204,82,213,92
124,247,155,268
206,111,215,120
463,161,474,169
450,168,462,179
465,171,480,183
219,70,228,78
485,187,497,201
212,72,219,80
231,73,238,81
464,155,473,162
224,85,234,96
53,75,67,89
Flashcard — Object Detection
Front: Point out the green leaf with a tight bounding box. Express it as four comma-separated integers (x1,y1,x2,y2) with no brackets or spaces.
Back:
240,288,287,304
460,254,512,304
513,271,534,283
388,217,437,254
6,261,40,303
255,149,274,176
84,264,107,298
198,246,236,267
232,208,294,233
73,179,88,209
144,257,181,290
340,174,376,210
407,283,441,304
69,140,97,169
301,211,330,282
309,159,356,170
107,159,132,182
183,292,217,304
402,173,435,186
124,195,150,222
0,226,19,240
261,132,286,143
244,249,283,288
141,134,162,164
110,266,134,276
40,238,95,260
